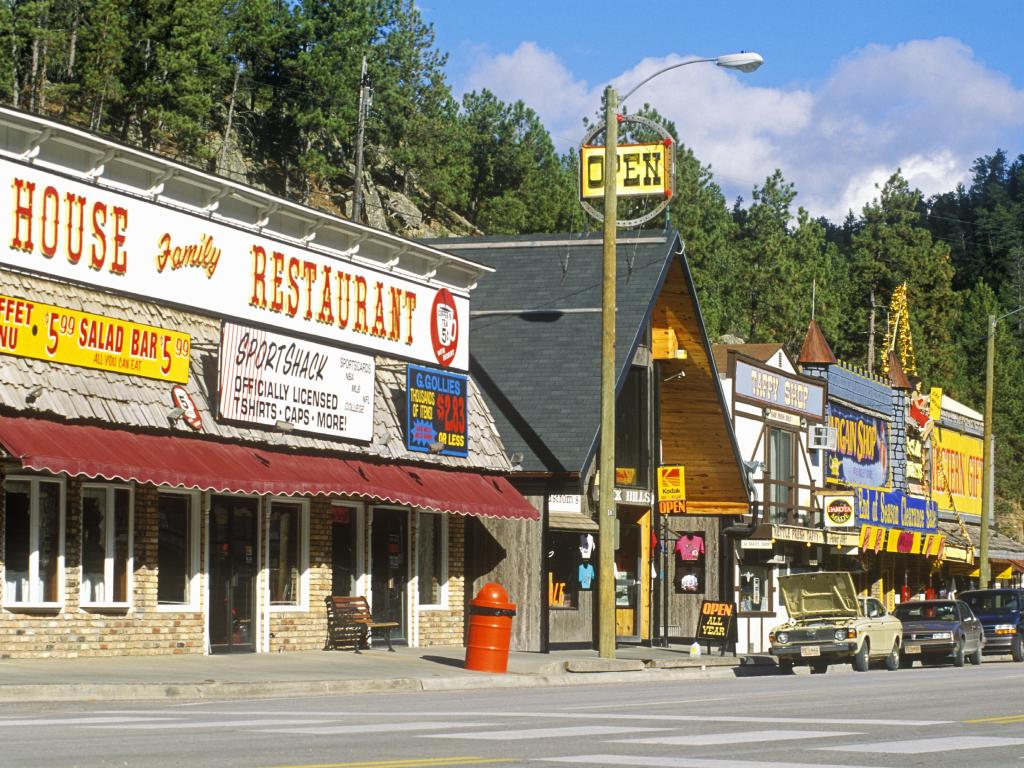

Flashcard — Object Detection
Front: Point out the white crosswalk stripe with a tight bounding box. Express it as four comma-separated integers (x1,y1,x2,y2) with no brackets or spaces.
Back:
259,721,497,735
0,717,174,727
616,729,861,746
422,725,670,741
823,735,1024,754
534,755,899,768
82,718,327,730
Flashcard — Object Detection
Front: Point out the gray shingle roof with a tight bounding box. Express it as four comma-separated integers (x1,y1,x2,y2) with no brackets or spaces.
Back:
0,269,510,472
427,232,677,475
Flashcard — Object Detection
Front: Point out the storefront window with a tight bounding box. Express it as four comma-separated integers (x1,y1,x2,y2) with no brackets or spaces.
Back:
767,427,796,524
739,565,771,613
81,485,132,605
615,367,649,487
4,477,63,605
417,512,447,606
157,491,197,607
269,501,305,606
547,531,592,609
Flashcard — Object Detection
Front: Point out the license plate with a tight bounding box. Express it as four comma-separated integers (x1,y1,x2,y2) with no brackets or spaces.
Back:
800,645,821,657
904,644,921,655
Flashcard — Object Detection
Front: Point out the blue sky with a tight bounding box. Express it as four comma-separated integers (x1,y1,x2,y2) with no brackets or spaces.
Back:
419,1,1024,222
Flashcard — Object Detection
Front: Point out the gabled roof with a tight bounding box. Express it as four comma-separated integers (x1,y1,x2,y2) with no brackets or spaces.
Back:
430,232,672,474
713,343,787,375
429,231,746,514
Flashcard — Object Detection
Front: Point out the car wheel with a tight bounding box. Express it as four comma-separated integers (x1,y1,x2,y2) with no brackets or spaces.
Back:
969,640,983,666
853,639,870,672
810,662,828,674
952,637,965,667
885,641,900,671
778,659,794,674
1012,635,1024,663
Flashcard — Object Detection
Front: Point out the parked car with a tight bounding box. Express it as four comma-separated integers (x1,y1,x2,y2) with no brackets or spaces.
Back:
770,572,902,673
959,588,1024,662
893,599,984,667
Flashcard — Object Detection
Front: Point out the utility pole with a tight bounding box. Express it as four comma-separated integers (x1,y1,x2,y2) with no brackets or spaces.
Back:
980,314,995,588
867,290,876,374
598,85,618,659
352,56,371,225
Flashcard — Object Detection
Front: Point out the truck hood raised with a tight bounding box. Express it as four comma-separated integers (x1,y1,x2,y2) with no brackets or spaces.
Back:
779,572,860,621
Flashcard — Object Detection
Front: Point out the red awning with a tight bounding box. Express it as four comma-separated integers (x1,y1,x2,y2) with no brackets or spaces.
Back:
0,416,537,520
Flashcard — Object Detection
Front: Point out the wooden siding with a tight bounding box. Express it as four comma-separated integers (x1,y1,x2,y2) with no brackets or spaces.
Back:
654,259,748,508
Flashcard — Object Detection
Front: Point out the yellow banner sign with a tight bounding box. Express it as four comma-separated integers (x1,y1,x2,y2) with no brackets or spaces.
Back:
580,142,672,199
931,427,983,516
0,294,190,382
657,465,686,501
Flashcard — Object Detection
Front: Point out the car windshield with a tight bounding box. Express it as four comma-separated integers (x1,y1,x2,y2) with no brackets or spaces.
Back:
963,593,1020,612
894,602,957,621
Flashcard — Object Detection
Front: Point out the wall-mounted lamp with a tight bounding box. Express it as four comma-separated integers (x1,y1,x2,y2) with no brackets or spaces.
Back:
25,386,44,405
509,451,525,469
428,441,445,454
275,420,295,433
167,406,186,425
663,370,686,383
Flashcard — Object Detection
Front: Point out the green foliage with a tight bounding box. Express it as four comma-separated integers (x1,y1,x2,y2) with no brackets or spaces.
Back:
3,0,1024,534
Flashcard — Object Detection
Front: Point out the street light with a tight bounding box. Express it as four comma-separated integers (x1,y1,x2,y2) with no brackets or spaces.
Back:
597,51,763,659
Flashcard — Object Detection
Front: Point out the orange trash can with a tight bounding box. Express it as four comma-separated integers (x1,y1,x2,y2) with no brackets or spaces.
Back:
464,583,517,673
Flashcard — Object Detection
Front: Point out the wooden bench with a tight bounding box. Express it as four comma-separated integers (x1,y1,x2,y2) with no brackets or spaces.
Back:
325,595,399,652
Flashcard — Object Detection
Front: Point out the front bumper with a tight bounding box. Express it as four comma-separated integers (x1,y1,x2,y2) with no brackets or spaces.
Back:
900,638,955,657
771,641,858,662
980,633,1017,654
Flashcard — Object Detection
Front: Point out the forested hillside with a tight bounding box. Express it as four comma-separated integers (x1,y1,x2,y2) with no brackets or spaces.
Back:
2,1,1023,539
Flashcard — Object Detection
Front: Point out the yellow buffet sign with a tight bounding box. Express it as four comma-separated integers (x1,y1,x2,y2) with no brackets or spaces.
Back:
0,294,190,382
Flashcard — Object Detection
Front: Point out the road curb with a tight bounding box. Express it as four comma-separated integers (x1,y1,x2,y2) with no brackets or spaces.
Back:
0,665,749,703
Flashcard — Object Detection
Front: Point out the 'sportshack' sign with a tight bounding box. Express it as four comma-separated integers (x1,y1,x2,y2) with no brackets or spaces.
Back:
696,600,735,644
406,364,468,457
218,321,374,441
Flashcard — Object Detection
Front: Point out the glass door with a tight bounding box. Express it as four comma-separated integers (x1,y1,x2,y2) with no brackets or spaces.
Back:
370,508,407,643
331,504,358,597
615,510,641,641
209,496,259,653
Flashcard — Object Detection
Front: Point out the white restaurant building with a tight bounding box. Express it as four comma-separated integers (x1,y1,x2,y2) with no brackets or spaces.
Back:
0,107,536,658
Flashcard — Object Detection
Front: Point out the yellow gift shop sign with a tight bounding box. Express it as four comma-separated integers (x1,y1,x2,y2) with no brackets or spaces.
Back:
0,294,190,382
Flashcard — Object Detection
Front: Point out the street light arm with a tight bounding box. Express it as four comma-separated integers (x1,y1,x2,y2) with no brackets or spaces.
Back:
619,58,717,106
618,52,763,107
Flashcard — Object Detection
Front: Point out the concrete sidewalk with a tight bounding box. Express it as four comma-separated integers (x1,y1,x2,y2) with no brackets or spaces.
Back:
0,644,775,703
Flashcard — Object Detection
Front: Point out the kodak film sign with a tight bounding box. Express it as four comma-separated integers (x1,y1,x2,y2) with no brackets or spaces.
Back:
579,141,672,199
1,158,469,370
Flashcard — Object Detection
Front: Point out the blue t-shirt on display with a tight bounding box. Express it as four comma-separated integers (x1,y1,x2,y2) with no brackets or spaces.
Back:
578,563,595,589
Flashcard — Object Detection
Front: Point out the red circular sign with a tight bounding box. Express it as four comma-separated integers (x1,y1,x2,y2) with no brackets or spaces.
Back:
430,288,459,367
826,499,853,526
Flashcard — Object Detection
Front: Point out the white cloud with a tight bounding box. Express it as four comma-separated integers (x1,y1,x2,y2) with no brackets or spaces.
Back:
457,38,1024,222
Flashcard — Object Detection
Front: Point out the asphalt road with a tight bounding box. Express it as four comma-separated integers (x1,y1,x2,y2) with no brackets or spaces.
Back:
5,658,1024,768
